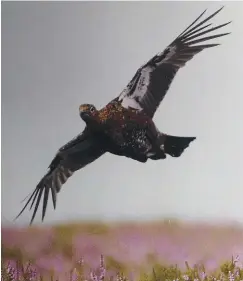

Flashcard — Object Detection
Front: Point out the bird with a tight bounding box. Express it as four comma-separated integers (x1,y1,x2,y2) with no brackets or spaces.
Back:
15,7,231,225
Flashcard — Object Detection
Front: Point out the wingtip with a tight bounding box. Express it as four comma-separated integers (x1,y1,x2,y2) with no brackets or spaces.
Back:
30,217,35,225
41,213,46,222
224,20,232,27
214,5,225,15
14,209,25,221
176,6,230,43
221,32,231,37
13,215,18,222
201,8,208,16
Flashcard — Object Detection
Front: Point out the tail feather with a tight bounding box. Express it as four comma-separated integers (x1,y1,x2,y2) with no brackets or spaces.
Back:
163,135,196,157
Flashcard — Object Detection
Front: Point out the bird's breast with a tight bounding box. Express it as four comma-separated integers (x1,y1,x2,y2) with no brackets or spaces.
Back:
98,101,150,126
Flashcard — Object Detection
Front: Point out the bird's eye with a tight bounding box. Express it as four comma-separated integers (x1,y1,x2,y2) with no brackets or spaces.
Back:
90,106,95,113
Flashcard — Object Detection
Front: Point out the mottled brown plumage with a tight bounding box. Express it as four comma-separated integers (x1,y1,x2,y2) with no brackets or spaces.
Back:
15,7,231,225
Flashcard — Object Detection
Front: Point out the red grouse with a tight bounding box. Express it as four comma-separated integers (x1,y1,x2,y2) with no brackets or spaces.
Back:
16,7,231,225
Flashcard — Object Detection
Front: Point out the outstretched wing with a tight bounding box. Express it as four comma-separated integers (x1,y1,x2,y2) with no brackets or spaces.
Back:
118,7,231,118
15,127,105,225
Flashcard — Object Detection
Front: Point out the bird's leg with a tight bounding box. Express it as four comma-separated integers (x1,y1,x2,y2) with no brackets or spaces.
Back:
148,151,166,160
145,123,166,158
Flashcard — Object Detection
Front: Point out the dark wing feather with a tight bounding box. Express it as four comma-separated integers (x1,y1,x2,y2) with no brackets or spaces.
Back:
15,127,105,225
118,7,231,118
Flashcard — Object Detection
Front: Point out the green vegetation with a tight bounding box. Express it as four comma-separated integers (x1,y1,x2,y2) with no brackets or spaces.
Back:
2,221,243,281
1,254,243,281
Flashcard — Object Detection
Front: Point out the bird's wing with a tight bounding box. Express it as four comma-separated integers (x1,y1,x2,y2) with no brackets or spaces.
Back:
118,7,231,118
15,127,105,225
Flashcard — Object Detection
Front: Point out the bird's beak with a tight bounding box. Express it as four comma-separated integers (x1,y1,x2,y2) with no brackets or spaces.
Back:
80,111,89,119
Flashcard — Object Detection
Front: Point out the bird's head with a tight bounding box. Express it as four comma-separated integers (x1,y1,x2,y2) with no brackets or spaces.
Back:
79,104,98,123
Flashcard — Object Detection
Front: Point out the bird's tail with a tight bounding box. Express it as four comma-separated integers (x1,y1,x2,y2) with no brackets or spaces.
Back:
162,134,196,157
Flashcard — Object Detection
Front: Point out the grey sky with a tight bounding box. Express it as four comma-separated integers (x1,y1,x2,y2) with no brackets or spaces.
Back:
2,1,243,226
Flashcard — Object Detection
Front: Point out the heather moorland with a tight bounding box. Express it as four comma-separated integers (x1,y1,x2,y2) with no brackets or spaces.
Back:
1,220,243,281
